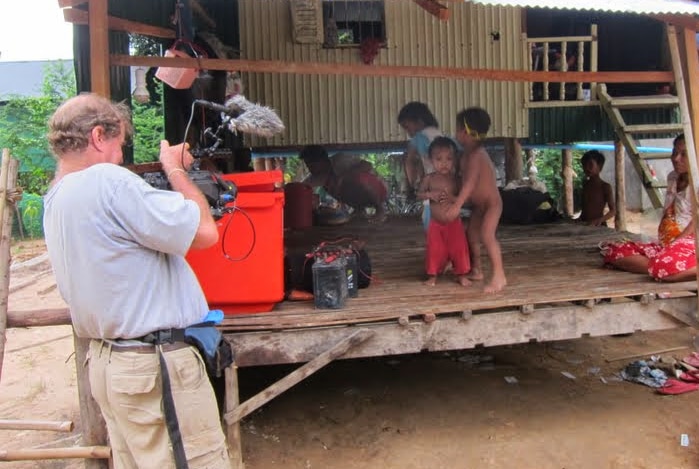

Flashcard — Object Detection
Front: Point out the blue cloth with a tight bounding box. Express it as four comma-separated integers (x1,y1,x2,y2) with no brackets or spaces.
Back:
184,326,222,359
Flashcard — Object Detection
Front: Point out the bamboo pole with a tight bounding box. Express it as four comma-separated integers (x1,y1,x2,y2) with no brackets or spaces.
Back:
614,140,627,232
0,155,18,383
0,446,110,461
6,308,71,328
0,419,73,432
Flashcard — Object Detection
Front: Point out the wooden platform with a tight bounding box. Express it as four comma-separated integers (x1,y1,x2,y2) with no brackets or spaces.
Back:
221,217,698,367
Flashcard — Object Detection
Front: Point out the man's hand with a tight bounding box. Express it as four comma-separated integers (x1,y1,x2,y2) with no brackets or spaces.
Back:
159,140,193,173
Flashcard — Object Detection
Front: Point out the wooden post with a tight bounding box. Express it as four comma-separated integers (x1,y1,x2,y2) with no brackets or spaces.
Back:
562,149,574,217
504,138,523,184
0,154,17,383
225,363,244,469
614,140,627,231
590,24,598,98
88,0,110,97
73,336,109,469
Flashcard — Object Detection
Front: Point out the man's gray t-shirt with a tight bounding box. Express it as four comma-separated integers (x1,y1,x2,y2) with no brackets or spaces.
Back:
43,163,209,339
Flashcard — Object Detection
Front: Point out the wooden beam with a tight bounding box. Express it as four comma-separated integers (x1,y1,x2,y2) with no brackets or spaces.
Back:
89,0,110,97
111,54,674,83
7,308,71,328
226,298,693,367
413,0,450,21
224,329,374,423
63,8,176,39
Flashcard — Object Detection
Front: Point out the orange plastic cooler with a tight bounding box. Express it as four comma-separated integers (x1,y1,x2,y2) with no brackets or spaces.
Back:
185,170,285,314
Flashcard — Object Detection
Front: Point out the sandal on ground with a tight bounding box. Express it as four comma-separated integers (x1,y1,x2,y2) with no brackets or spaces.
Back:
657,378,699,395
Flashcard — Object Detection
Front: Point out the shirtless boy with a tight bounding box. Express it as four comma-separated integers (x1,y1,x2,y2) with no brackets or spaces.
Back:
417,136,471,286
579,150,616,226
444,107,506,293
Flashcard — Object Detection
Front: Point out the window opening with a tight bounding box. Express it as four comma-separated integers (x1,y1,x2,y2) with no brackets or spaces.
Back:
323,0,386,47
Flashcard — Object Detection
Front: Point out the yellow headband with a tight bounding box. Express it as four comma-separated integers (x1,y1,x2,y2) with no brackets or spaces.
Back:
464,120,486,140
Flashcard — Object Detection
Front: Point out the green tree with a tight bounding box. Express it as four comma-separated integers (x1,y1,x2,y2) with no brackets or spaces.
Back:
132,83,164,164
0,62,76,195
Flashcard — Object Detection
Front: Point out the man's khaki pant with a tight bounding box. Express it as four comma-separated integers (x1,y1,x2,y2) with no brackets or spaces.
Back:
88,340,232,469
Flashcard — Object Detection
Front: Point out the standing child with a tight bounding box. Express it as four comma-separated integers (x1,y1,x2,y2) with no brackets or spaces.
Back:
579,150,616,226
444,107,506,293
417,137,471,286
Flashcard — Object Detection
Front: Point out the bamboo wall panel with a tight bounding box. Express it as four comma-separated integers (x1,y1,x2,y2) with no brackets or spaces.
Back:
238,0,527,148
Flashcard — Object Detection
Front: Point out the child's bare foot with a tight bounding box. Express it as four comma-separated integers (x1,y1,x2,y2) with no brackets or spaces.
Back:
467,269,484,281
423,276,437,286
483,274,507,293
456,275,471,287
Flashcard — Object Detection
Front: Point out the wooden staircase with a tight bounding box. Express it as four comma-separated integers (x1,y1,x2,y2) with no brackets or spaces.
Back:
597,86,680,209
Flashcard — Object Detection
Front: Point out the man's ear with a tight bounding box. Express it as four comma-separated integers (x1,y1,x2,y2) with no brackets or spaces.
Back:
90,126,106,151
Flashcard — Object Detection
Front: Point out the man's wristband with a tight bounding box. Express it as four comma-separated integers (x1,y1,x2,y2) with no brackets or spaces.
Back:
166,168,187,179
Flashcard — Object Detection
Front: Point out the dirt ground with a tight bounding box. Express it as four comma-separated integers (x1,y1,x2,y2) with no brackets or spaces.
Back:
2,212,699,469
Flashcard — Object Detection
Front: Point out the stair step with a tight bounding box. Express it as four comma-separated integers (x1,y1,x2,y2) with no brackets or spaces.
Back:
624,123,684,134
610,95,680,109
639,152,673,160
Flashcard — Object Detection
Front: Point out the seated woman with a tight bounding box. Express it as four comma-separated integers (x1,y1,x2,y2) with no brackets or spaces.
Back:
299,145,388,223
603,134,696,282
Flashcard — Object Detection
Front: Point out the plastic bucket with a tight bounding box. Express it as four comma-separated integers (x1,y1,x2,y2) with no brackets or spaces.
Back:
155,49,198,89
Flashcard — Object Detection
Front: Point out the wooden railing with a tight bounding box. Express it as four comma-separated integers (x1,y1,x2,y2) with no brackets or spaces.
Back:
524,24,598,107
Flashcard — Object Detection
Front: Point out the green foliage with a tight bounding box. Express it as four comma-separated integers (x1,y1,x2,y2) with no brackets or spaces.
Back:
0,62,76,196
132,93,164,164
130,34,165,56
18,193,44,238
531,148,585,210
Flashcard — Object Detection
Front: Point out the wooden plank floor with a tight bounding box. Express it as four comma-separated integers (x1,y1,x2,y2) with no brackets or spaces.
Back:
219,216,697,332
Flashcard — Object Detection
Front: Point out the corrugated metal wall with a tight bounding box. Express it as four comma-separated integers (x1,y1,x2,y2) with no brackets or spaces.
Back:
528,107,680,144
239,0,527,148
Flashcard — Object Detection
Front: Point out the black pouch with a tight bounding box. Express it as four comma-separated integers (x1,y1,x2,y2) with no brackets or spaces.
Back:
184,326,234,378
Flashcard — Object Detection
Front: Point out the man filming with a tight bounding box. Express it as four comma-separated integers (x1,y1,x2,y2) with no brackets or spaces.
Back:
43,93,232,468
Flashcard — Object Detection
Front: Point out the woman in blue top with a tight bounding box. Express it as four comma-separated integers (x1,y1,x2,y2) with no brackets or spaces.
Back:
398,101,444,228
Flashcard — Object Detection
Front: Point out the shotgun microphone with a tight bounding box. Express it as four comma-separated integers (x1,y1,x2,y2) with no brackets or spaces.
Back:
193,99,238,116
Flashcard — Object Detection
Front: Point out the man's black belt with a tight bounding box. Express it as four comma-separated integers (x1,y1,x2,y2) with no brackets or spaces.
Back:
136,328,186,345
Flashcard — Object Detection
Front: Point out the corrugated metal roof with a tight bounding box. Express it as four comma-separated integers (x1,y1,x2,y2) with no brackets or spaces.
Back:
468,0,699,16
